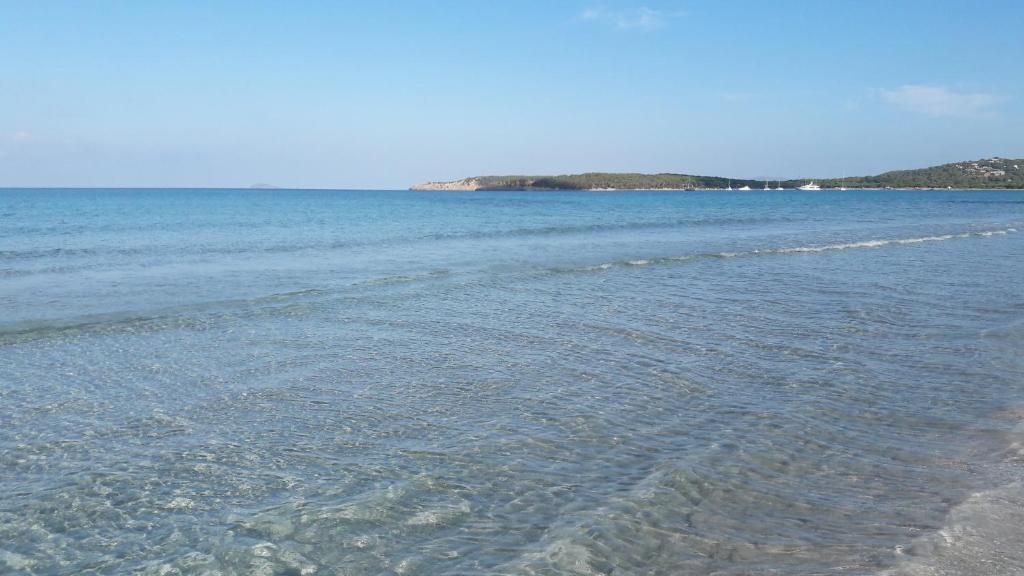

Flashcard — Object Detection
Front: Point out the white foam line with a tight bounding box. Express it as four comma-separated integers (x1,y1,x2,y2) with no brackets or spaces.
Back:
771,226,1016,255
571,225,1017,274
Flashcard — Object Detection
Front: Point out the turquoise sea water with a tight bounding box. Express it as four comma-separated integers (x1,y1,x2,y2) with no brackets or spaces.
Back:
2,188,1023,575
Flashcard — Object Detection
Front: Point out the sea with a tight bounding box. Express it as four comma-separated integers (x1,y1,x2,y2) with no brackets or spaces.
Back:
1,188,1023,575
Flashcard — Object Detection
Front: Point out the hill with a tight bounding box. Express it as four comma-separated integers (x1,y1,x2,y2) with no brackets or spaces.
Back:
410,158,1024,190
815,157,1023,189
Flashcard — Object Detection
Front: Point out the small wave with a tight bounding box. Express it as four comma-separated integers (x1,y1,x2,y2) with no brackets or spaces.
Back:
0,288,327,344
1,217,786,273
947,199,1024,205
351,270,451,287
882,410,1024,576
0,269,452,344
0,246,144,261
882,482,1024,576
561,225,1019,275
420,216,792,243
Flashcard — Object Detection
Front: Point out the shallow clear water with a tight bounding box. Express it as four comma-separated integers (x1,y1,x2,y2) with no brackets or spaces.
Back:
1,189,1023,575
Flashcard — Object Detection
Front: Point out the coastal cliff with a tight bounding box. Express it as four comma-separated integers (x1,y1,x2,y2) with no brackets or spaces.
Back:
410,178,486,191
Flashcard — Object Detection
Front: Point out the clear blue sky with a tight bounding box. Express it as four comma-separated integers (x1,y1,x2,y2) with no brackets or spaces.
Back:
1,0,1021,188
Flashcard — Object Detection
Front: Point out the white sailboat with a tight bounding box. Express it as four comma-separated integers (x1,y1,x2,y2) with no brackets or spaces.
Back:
738,185,752,191
775,180,784,190
839,174,848,191
726,179,733,191
763,181,770,191
798,181,821,191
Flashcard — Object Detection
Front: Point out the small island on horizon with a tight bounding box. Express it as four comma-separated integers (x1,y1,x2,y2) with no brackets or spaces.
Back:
411,157,1024,191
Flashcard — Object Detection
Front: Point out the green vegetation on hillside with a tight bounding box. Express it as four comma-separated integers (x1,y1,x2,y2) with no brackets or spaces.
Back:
470,173,763,190
815,157,1024,189
417,157,1024,190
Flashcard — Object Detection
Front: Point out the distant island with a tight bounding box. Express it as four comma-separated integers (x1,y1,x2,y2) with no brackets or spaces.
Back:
411,157,1024,191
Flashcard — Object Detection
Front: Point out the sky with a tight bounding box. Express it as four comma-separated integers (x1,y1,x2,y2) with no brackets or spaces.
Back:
1,0,1022,189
